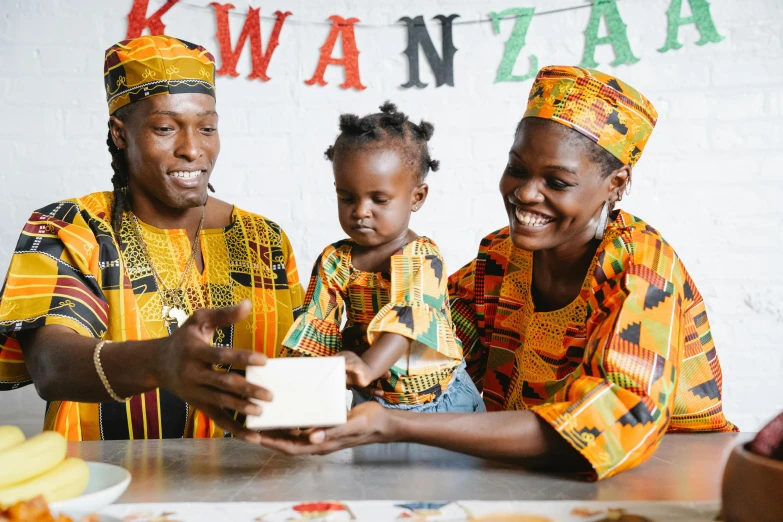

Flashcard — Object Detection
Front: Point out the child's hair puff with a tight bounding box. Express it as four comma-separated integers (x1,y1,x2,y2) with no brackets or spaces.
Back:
325,101,439,182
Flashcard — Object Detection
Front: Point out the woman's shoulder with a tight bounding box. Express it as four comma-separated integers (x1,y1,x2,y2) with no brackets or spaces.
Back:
476,227,515,264
611,210,668,238
609,210,673,251
480,226,511,244
604,210,680,278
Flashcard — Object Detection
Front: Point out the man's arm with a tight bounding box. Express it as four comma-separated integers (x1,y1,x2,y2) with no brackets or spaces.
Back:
18,325,159,402
17,301,273,442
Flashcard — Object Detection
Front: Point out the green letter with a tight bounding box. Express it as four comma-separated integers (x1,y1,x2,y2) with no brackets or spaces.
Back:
658,0,724,53
579,0,639,68
489,8,537,83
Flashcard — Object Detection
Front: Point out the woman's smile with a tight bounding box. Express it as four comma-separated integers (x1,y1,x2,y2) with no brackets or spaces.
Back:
512,206,557,229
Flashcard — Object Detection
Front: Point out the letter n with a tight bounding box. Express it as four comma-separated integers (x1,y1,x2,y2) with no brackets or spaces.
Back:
399,15,460,89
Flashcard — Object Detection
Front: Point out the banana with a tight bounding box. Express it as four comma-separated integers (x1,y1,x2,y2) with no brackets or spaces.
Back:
0,431,67,488
0,426,24,453
0,458,89,507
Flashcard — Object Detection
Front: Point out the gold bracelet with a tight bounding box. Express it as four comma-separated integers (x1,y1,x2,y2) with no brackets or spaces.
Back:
93,340,128,403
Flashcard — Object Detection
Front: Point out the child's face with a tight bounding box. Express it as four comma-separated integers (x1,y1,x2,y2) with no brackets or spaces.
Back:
333,147,426,248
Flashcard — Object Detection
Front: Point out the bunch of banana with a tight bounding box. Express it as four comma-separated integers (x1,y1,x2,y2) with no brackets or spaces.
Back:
0,427,90,508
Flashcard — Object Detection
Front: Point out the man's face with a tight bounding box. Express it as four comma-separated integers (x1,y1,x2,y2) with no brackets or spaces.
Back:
111,93,220,211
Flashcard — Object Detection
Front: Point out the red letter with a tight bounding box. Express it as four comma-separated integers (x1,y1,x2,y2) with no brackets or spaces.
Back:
126,0,179,39
210,3,292,81
305,16,366,91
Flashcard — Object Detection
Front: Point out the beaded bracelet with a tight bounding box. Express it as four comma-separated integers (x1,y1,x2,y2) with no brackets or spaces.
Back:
93,340,128,403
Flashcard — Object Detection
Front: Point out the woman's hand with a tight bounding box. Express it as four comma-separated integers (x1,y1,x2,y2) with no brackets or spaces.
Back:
155,299,271,443
258,402,391,455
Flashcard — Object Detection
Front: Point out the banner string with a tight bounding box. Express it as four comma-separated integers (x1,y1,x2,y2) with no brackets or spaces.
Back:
169,1,600,27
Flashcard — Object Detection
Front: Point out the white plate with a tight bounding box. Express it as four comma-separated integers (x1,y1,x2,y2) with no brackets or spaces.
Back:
51,462,131,518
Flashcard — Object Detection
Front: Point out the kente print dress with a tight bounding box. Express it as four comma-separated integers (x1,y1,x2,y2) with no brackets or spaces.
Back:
448,210,737,480
283,237,465,406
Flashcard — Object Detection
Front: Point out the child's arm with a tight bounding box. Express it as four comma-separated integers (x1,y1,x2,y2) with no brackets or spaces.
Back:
340,332,408,388
282,248,344,357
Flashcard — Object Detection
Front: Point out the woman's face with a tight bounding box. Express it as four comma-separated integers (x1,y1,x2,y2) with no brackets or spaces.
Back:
110,93,220,211
499,118,627,253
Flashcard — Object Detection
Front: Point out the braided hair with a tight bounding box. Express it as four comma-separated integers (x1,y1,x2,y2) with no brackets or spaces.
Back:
325,101,439,182
106,104,134,240
106,105,215,240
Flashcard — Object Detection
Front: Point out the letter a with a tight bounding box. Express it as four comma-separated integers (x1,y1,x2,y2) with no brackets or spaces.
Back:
305,16,366,90
579,0,639,68
658,0,724,53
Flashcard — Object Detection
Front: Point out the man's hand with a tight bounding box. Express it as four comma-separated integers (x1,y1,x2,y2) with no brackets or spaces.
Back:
155,299,270,442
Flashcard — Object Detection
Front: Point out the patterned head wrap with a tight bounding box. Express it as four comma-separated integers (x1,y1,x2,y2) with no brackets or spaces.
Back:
104,35,216,115
523,65,657,167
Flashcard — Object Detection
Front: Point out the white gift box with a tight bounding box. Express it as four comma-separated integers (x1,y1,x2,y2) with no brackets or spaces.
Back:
245,357,348,430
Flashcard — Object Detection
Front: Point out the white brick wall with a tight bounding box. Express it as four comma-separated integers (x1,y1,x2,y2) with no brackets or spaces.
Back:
1,0,781,436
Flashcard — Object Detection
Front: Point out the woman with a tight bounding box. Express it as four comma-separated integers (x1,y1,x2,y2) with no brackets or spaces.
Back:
259,66,737,480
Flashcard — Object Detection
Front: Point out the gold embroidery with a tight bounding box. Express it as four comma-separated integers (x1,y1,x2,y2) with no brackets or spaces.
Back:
502,248,597,411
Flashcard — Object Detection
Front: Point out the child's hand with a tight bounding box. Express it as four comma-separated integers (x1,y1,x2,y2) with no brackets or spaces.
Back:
338,351,374,388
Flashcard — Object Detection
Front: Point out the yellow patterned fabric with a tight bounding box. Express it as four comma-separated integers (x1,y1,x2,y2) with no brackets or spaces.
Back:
0,192,304,440
104,35,216,114
283,237,462,405
449,211,737,480
523,65,657,167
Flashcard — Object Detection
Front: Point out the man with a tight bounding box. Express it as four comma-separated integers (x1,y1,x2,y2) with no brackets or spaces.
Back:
0,35,303,441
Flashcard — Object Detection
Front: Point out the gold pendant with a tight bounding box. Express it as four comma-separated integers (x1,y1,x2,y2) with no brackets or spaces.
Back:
162,306,189,327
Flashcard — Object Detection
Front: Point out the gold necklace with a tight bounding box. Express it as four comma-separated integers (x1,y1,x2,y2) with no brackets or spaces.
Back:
128,207,205,327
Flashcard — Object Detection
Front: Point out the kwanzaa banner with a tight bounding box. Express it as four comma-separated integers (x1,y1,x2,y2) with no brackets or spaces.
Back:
125,0,725,91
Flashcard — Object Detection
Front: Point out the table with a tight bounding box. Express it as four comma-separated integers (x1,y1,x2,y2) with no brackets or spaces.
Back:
67,432,750,504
